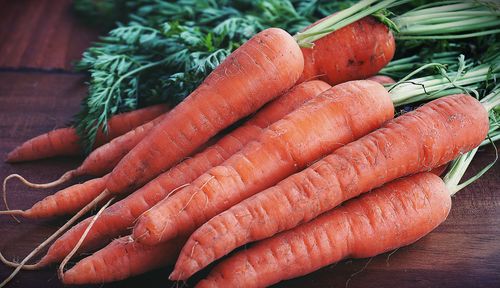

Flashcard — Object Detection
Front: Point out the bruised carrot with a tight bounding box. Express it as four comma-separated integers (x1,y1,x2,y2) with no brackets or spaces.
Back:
172,94,489,279
195,172,451,288
105,28,304,195
6,104,169,162
25,80,331,266
61,236,184,284
133,80,394,245
299,16,395,84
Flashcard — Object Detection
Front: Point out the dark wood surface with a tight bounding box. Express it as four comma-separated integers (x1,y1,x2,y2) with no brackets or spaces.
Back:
0,1,499,287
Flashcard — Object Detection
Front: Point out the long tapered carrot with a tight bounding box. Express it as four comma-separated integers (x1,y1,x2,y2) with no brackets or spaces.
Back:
133,80,394,246
172,94,489,279
104,28,304,196
61,236,184,284
6,104,169,162
4,112,167,192
0,177,108,219
196,172,451,288
19,80,330,267
299,16,395,84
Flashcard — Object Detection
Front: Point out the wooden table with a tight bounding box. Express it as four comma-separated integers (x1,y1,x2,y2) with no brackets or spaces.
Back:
0,1,499,287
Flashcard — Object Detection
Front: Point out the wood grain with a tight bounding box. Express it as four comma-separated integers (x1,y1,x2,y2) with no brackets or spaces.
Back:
0,0,499,287
0,0,98,70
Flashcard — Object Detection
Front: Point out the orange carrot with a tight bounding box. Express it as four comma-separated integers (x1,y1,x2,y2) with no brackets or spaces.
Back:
6,104,169,162
25,80,331,266
196,172,451,288
133,80,394,246
299,16,395,84
61,236,184,284
0,177,108,219
105,28,304,195
172,94,489,279
4,113,168,192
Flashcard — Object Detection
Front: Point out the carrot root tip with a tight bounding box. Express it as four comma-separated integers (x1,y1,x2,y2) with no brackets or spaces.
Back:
0,189,111,287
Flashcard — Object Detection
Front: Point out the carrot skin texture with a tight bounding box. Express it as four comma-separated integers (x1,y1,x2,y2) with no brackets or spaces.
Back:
39,80,331,266
174,94,489,279
62,236,184,284
106,28,304,194
133,80,394,245
6,104,169,162
196,172,451,288
75,114,166,177
15,177,107,219
299,16,395,85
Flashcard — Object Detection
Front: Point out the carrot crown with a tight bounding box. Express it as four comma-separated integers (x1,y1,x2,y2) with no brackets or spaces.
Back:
295,0,500,47
443,88,499,195
441,89,499,195
379,51,473,79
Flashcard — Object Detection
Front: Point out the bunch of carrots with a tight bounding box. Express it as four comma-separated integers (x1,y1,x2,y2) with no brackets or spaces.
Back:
1,1,500,287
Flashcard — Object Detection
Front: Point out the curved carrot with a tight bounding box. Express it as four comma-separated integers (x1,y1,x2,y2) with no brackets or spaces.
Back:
172,94,489,279
196,172,451,288
61,236,184,285
6,104,169,162
133,80,394,245
27,80,331,266
4,113,167,192
105,28,304,194
0,177,108,219
299,16,395,84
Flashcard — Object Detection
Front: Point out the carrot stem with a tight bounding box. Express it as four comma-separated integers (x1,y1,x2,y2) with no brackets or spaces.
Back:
389,60,500,106
294,0,399,47
296,0,500,47
444,89,500,195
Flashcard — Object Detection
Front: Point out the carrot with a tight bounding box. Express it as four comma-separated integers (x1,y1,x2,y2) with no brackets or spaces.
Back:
172,94,489,279
133,80,394,245
3,112,167,192
6,104,169,162
299,16,395,84
105,28,304,195
58,166,450,285
21,80,331,267
430,163,448,177
367,75,396,85
61,236,184,284
195,172,451,288
0,177,108,219
1,114,170,220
